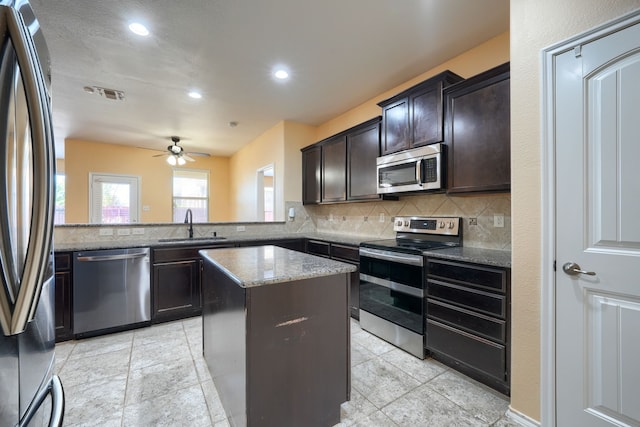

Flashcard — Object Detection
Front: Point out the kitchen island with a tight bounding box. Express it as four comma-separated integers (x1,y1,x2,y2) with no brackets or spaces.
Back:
199,245,355,427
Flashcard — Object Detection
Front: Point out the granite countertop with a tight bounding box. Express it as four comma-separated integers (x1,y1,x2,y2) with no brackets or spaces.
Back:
53,232,370,252
200,245,357,288
423,246,511,268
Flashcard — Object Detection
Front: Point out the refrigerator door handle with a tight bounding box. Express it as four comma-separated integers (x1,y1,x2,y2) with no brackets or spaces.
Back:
0,6,55,336
20,375,65,427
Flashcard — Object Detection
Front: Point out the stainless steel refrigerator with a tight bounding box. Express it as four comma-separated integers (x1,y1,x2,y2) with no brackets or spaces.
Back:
0,0,64,425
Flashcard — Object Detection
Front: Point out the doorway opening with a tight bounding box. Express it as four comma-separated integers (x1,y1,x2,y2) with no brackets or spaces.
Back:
257,165,274,222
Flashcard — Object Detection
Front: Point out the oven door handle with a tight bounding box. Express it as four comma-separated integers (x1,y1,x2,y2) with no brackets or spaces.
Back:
359,247,423,266
360,274,424,298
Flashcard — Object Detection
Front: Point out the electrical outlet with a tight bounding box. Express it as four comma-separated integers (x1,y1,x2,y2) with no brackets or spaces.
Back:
329,213,334,222
494,214,505,228
99,228,113,236
379,213,385,223
236,225,246,232
469,217,478,226
132,228,145,235
117,228,131,236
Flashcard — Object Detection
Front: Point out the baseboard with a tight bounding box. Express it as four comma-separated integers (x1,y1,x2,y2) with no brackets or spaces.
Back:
505,407,541,427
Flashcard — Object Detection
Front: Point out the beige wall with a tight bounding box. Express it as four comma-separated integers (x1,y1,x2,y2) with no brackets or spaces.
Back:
64,139,231,223
283,121,317,203
229,122,285,221
314,32,510,142
510,0,640,422
229,120,317,221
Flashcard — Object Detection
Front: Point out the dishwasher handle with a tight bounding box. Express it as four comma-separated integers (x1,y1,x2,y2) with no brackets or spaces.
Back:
76,252,148,262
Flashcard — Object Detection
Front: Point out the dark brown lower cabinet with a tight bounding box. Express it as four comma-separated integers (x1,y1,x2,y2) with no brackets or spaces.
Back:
152,259,201,323
54,252,73,342
330,243,360,320
425,258,510,395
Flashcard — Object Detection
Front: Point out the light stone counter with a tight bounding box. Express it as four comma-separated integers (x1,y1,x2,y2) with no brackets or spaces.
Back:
199,245,356,288
423,246,511,268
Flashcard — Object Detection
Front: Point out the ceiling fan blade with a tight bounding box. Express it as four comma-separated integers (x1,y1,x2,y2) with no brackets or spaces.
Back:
152,153,168,158
185,151,210,157
183,154,195,162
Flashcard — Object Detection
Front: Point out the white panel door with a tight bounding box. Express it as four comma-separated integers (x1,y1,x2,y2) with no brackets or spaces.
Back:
555,21,640,426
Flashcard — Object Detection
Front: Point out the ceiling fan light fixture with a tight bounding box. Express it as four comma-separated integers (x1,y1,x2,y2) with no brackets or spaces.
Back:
177,156,186,166
166,155,177,166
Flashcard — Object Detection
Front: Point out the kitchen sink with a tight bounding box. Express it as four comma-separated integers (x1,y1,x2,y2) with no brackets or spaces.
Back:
158,237,227,243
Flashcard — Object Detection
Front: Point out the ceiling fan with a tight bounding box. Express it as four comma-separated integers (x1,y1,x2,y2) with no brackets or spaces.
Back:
153,136,210,165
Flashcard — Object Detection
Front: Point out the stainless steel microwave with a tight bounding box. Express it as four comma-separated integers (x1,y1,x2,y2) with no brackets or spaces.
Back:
376,143,444,194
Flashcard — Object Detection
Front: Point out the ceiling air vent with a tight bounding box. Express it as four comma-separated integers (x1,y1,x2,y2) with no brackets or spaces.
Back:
83,85,125,101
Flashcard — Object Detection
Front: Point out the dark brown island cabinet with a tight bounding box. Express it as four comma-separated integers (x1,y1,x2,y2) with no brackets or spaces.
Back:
201,246,353,427
307,239,360,319
425,257,511,395
54,252,73,342
444,62,511,194
302,117,382,205
377,70,463,155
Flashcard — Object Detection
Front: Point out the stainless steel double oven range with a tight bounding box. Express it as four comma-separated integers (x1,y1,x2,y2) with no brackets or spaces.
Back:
359,216,461,359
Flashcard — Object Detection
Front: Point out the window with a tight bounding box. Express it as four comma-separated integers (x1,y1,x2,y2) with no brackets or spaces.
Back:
54,174,65,224
173,169,208,222
89,173,140,224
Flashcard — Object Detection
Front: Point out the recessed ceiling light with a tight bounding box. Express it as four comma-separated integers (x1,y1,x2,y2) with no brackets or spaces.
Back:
128,22,149,36
274,69,289,80
188,91,202,99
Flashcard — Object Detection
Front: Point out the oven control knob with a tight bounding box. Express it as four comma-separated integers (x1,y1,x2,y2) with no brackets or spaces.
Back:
396,220,403,227
448,221,455,229
404,220,410,227
438,221,445,228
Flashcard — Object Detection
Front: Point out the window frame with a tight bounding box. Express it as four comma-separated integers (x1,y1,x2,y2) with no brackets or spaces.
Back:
172,168,209,223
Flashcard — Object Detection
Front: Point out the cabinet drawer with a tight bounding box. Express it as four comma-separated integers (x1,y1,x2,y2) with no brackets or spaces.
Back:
331,244,359,262
307,240,330,257
54,252,71,271
427,299,506,343
427,259,507,293
427,279,506,318
427,319,506,381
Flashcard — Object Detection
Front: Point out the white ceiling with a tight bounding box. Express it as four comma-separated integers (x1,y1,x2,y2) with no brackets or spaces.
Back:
29,0,509,159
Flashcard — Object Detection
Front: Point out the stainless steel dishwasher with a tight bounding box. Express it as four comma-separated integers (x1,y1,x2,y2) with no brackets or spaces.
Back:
73,247,151,336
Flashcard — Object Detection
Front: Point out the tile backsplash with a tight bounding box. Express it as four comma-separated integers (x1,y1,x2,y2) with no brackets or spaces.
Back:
301,193,511,250
54,195,510,250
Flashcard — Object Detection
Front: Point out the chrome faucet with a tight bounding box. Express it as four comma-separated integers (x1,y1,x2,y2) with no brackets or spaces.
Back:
184,208,193,238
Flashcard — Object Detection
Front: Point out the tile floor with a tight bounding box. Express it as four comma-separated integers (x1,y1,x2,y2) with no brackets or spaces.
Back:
55,317,519,426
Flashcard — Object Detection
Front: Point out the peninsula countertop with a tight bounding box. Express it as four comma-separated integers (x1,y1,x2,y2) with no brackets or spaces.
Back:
199,245,357,288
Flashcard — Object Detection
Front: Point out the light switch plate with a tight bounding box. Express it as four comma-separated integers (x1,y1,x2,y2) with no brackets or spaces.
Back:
132,228,145,235
117,228,131,236
494,214,505,228
99,228,113,236
379,213,385,223
236,225,246,232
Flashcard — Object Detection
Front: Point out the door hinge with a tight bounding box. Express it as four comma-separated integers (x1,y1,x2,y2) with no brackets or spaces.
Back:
574,45,582,58
553,260,556,271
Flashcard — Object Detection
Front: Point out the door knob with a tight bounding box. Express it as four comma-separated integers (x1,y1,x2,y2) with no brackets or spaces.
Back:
562,262,596,276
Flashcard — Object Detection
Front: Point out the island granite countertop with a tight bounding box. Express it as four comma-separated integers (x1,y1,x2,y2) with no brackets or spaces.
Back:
200,245,357,288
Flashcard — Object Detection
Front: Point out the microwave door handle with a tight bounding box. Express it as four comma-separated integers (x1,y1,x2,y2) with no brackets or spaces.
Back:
1,7,55,335
416,159,423,186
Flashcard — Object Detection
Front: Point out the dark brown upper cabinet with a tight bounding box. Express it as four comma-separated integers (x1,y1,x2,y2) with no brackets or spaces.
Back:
444,63,510,194
302,145,321,204
378,70,463,155
347,118,381,201
321,135,347,202
301,117,383,205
